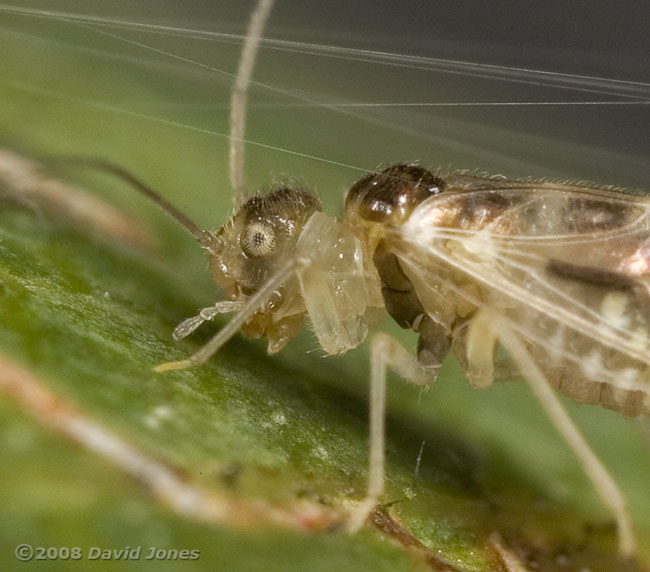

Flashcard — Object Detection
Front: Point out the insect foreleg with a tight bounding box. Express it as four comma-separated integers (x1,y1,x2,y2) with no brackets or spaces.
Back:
172,301,245,341
496,317,637,560
347,332,433,532
155,257,310,372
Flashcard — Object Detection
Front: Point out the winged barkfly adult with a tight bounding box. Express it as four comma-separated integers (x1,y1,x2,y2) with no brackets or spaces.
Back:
147,159,647,557
12,0,647,562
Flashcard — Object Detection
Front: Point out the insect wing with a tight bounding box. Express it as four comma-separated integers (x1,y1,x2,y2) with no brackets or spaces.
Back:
400,179,650,414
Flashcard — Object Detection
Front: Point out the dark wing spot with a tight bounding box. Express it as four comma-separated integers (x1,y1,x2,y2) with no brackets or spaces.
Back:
547,259,635,290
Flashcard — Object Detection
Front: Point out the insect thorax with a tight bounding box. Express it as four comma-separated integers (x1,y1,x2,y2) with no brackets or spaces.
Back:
344,164,452,370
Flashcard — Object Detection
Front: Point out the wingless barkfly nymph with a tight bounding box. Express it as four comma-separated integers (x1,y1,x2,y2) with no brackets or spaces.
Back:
32,0,648,563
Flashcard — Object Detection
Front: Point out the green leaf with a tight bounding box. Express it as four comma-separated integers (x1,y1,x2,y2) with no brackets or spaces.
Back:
0,4,648,571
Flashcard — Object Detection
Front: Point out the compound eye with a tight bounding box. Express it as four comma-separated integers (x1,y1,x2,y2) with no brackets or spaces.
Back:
240,221,276,258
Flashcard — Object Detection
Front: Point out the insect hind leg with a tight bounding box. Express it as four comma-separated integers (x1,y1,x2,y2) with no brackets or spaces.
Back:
347,332,434,532
496,316,637,560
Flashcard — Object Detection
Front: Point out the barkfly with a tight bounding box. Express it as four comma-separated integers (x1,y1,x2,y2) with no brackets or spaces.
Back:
16,0,648,563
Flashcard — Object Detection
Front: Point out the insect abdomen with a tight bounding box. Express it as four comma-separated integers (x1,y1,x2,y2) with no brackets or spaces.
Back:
540,349,649,417
520,308,650,416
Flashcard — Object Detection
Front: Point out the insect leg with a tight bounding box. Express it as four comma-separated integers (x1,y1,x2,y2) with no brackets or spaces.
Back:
347,332,433,531
172,301,245,341
464,307,498,389
497,319,637,559
155,257,309,372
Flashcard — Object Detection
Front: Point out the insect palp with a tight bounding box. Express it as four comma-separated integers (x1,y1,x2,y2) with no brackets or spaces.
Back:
155,254,312,372
172,300,245,341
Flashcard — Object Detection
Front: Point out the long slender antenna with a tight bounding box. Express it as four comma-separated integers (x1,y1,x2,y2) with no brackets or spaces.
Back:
230,0,275,208
50,157,221,251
